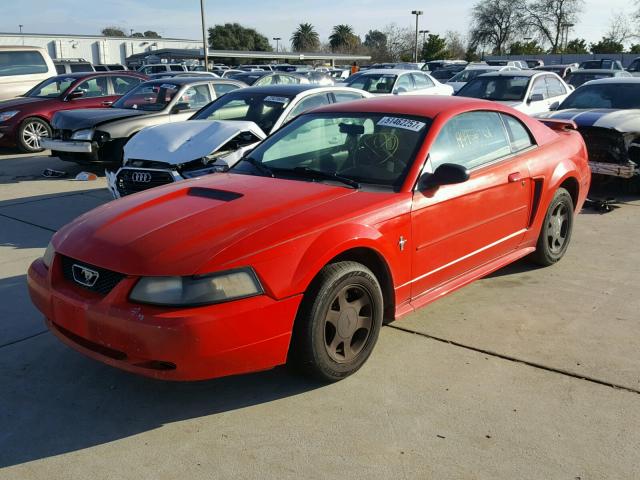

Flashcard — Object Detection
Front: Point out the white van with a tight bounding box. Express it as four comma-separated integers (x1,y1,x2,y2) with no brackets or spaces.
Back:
0,46,57,100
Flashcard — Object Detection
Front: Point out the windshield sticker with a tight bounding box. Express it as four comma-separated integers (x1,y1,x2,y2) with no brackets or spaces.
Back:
377,116,426,132
264,96,290,104
160,83,178,90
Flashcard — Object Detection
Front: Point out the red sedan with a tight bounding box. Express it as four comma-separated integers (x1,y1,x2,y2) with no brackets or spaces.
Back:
0,71,146,152
28,96,590,382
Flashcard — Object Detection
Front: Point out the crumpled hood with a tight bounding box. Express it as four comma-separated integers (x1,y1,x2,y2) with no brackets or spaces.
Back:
535,109,640,132
0,96,47,110
124,120,266,165
51,108,148,131
53,173,357,276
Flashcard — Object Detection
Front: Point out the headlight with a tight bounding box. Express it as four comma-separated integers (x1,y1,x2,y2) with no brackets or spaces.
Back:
71,129,93,141
42,242,55,269
0,110,19,122
129,268,263,306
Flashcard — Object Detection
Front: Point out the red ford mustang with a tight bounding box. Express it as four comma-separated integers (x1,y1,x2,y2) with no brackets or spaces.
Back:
27,96,590,382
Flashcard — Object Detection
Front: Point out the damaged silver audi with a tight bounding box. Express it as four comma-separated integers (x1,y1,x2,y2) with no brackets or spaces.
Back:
107,84,371,198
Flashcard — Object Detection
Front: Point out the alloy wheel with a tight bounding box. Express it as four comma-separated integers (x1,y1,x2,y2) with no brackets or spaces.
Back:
22,121,49,150
547,202,569,254
324,284,373,363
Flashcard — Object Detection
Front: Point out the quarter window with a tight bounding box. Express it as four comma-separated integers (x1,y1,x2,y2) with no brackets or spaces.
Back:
429,111,511,170
501,114,534,152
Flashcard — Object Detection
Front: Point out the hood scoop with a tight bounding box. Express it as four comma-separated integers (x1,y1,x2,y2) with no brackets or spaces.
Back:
187,187,243,201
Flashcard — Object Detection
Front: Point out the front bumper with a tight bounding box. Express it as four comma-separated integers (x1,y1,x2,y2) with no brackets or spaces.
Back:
41,138,93,153
28,256,302,381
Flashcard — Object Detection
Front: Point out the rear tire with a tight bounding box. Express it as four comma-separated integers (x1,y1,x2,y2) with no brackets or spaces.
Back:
17,117,51,153
289,261,384,382
531,187,574,266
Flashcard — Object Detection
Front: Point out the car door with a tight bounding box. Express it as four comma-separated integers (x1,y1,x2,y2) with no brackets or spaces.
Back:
65,76,114,109
393,73,415,95
544,75,569,109
410,111,533,299
523,76,552,115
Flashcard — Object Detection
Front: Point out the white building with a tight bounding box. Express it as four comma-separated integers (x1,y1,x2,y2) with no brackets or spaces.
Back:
0,32,202,65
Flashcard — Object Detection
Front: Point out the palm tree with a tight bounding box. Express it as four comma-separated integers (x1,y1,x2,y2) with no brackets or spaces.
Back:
290,23,320,52
329,24,357,52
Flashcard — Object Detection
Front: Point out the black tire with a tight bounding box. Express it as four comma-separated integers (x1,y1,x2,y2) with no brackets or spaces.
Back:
531,187,574,266
289,261,384,382
17,117,51,153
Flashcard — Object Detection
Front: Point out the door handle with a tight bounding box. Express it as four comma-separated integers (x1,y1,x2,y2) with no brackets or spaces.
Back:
101,101,113,106
508,172,522,183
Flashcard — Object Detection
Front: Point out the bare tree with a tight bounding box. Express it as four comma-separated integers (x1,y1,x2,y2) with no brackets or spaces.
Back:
470,0,528,55
445,31,467,59
382,24,415,62
524,0,583,53
606,11,635,44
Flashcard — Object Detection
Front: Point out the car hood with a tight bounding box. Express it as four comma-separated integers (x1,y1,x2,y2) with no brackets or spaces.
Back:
535,109,640,132
51,108,149,131
0,96,49,110
124,120,267,165
53,174,358,276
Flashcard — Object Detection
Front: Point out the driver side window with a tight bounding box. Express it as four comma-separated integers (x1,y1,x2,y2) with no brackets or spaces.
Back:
283,93,331,123
429,112,511,171
73,77,109,98
396,74,414,92
177,84,212,110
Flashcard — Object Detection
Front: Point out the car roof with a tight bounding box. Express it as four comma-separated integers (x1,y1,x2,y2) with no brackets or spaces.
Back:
50,71,142,79
358,69,418,75
143,77,233,85
225,84,332,96
314,95,501,118
579,77,640,85
475,70,541,78
571,69,617,74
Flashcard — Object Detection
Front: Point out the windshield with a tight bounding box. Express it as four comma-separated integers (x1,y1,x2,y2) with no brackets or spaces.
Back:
193,91,294,133
232,113,429,188
559,83,640,109
25,76,76,98
346,73,397,94
449,69,492,83
112,82,180,111
457,76,530,101
567,72,613,87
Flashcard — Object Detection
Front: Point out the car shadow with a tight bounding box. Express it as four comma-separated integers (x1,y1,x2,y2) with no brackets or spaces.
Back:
0,274,322,467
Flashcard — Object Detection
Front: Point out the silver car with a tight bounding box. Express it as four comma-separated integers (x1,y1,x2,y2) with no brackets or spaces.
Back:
42,77,245,164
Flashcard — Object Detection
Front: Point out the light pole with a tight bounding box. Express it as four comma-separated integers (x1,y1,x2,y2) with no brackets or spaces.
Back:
412,10,423,62
19,24,23,34
200,0,209,71
419,29,430,45
273,37,281,53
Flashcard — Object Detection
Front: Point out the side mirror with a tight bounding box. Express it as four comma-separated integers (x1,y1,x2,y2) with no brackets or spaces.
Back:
529,93,545,103
419,163,470,190
549,101,560,111
171,102,190,114
66,90,85,101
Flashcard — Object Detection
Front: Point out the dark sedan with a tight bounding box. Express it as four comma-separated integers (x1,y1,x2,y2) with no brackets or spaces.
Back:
0,71,146,152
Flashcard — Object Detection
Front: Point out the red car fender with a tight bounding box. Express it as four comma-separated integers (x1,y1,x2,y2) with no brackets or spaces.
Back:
288,222,399,297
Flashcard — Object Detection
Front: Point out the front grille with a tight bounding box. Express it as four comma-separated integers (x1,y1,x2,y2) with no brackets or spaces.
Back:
578,127,628,165
116,168,175,196
52,129,74,140
61,256,125,295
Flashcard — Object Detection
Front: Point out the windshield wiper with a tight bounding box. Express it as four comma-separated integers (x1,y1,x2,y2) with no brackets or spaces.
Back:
241,157,274,177
290,167,360,189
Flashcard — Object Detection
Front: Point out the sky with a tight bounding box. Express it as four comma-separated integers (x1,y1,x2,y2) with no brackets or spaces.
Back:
0,0,635,48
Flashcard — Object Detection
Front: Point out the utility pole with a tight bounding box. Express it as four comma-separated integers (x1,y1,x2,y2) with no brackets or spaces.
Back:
273,37,281,53
412,10,423,63
200,0,209,71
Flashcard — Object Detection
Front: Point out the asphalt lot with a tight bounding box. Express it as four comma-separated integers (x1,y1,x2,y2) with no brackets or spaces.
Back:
1,149,639,479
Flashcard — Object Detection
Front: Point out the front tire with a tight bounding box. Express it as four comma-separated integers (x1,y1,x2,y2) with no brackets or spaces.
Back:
290,261,384,382
17,117,51,153
531,187,574,266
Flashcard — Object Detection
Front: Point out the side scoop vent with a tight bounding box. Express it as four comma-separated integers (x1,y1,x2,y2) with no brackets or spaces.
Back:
187,187,244,201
